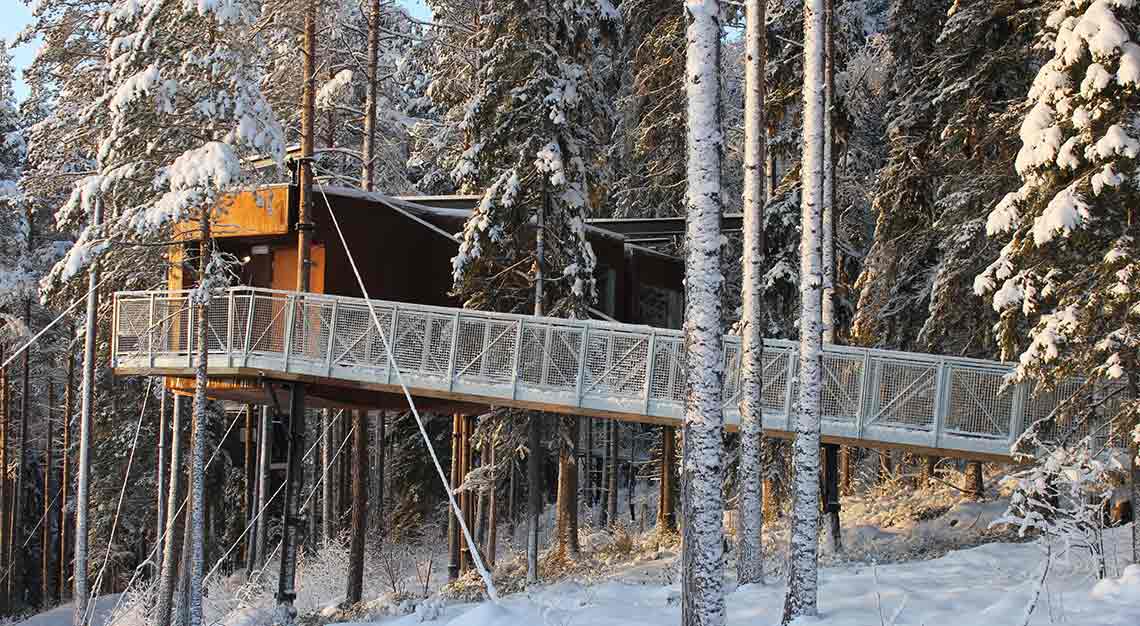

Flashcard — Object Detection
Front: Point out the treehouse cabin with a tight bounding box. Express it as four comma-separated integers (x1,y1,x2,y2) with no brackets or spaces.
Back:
158,183,686,410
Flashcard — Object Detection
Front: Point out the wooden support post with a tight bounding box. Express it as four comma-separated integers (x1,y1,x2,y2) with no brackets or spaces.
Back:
966,461,984,499
485,435,497,568
242,404,255,564
345,410,367,605
822,443,842,553
839,447,853,495
447,414,461,581
460,415,474,573
658,425,676,532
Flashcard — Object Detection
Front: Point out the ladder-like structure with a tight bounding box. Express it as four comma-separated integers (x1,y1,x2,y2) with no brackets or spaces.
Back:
111,287,1121,461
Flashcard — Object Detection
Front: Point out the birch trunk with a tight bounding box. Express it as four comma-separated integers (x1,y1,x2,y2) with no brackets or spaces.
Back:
782,0,826,620
820,0,836,345
187,213,211,626
682,0,726,622
737,0,766,586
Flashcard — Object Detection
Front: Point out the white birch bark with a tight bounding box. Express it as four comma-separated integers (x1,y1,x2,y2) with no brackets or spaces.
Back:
682,0,726,623
187,215,210,626
820,0,836,345
737,0,766,587
782,0,825,622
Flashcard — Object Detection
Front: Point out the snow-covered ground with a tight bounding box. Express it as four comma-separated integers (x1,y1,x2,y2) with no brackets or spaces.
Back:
375,530,1140,626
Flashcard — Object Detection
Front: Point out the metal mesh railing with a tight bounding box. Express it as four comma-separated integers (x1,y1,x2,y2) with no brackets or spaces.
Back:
111,287,1120,457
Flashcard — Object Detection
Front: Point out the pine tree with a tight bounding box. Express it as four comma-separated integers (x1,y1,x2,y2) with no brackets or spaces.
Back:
975,0,1140,561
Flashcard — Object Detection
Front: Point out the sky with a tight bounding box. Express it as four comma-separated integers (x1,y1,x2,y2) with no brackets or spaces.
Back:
2,0,432,102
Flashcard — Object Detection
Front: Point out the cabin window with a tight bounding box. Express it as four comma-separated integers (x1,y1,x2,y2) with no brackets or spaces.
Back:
640,285,682,329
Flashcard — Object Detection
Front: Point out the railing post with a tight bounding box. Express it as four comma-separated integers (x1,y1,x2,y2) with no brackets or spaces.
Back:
510,319,524,399
575,325,590,408
386,305,399,384
783,350,797,431
540,324,554,386
856,351,873,439
243,292,256,367
283,294,297,372
111,294,120,369
642,331,657,416
187,297,195,368
148,293,156,368
325,299,340,376
419,314,435,374
449,312,463,393
932,360,949,449
1009,379,1028,450
226,289,236,368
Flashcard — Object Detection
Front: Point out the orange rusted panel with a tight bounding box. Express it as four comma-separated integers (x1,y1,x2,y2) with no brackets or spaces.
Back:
175,187,290,240
271,244,325,293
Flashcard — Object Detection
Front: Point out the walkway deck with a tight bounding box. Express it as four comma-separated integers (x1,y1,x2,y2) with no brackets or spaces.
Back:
110,287,1115,462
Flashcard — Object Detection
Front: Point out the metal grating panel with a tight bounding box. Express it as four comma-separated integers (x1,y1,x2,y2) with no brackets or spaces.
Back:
865,360,937,431
821,353,862,422
945,368,1012,438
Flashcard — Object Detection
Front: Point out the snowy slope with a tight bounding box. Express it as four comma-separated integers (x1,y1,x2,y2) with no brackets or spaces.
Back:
363,528,1140,626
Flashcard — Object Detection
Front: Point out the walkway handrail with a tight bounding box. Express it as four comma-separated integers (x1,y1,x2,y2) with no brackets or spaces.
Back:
110,287,1129,459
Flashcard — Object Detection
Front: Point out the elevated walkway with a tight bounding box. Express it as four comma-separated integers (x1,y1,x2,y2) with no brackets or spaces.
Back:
110,287,1110,462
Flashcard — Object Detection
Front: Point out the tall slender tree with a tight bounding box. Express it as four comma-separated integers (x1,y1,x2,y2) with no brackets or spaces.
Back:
783,0,826,621
680,0,726,624
736,0,767,587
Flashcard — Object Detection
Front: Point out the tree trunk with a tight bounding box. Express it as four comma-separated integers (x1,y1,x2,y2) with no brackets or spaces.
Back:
361,0,380,191
41,381,54,606
585,419,594,507
254,406,272,569
555,416,579,558
73,196,102,626
0,347,8,615
321,409,333,544
606,420,618,525
345,411,367,606
782,0,826,620
820,0,837,344
13,297,31,610
681,0,727,621
965,461,984,499
156,395,185,626
526,414,541,584
59,347,73,605
374,412,385,535
156,391,169,575
242,405,254,566
597,420,609,527
186,213,211,626
447,414,461,581
839,447,853,496
737,0,767,586
485,437,498,567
